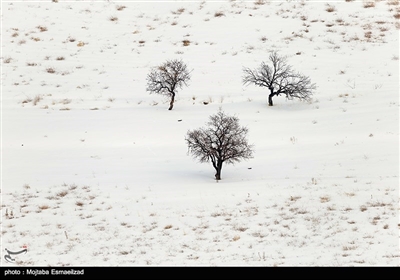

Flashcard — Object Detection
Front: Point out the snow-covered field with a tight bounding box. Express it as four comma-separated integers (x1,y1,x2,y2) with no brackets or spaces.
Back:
1,0,399,266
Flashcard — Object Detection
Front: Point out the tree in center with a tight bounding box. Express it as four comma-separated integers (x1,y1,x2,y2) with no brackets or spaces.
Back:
185,109,254,180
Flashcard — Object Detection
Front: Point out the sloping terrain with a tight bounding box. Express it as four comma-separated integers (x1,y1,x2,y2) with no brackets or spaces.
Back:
1,0,399,266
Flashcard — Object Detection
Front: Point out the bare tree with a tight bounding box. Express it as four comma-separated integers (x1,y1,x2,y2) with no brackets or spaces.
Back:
185,110,254,180
243,51,316,106
146,59,191,110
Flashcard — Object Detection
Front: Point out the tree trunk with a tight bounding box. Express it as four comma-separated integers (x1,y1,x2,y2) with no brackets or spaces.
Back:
214,160,223,180
268,92,274,106
168,94,175,110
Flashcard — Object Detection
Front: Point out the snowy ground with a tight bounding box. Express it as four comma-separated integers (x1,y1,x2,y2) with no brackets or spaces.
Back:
1,0,399,266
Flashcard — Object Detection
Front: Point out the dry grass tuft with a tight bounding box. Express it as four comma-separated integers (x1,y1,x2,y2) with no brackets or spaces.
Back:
172,8,185,15
46,67,56,74
37,25,48,32
3,57,12,63
76,201,84,207
59,98,71,104
32,95,42,106
344,192,355,197
38,204,50,210
214,12,225,17
320,196,331,203
364,31,373,39
289,196,301,202
235,226,248,232
182,40,191,46
387,0,399,5
363,2,375,8
116,5,126,11
367,201,391,207
311,177,318,185
57,190,68,197
254,0,266,5
336,18,344,24
325,5,336,12
232,235,240,241
22,97,33,104
343,245,358,251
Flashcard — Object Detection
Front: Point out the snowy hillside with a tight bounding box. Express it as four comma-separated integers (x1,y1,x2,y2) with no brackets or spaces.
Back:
1,0,399,266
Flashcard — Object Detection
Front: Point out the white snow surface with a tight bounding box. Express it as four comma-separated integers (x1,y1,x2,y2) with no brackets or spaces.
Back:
1,0,399,266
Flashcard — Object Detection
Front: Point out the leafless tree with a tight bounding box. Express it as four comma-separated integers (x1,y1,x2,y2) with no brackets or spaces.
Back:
243,51,316,106
185,110,254,180
146,59,191,110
